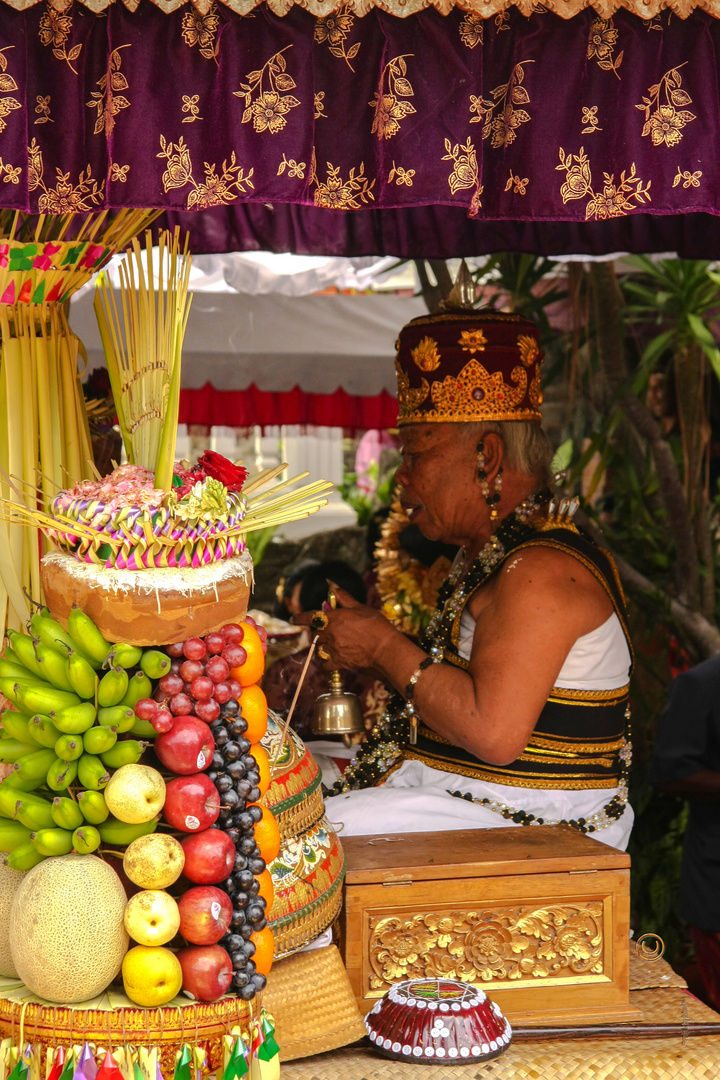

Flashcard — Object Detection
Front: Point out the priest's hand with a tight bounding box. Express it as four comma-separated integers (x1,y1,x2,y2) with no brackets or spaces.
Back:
291,585,399,672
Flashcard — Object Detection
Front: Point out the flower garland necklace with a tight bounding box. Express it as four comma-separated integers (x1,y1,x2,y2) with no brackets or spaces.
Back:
329,490,548,795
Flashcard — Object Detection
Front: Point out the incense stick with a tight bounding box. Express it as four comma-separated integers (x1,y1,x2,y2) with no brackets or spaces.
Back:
274,635,319,763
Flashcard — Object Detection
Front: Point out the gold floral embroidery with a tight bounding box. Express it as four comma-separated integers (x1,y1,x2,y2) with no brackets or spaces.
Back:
0,158,20,185
28,138,104,211
0,49,22,135
278,154,306,179
181,5,220,61
314,5,360,73
673,167,701,189
505,172,528,195
581,106,601,134
412,337,442,372
517,334,540,366
234,48,301,135
388,162,415,187
86,46,131,137
459,13,483,49
587,18,623,79
636,65,695,148
312,159,375,210
470,61,533,149
110,163,130,183
442,137,483,216
459,329,487,354
495,11,510,31
557,146,651,221
369,55,415,141
157,135,254,210
182,95,202,123
314,92,327,120
38,6,82,75
34,96,53,125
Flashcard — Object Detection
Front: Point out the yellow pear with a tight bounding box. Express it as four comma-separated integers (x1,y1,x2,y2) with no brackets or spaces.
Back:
105,764,165,824
124,890,180,947
122,944,182,1007
124,834,185,890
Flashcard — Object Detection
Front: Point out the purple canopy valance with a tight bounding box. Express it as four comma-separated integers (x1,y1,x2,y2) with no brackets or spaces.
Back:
1,4,720,255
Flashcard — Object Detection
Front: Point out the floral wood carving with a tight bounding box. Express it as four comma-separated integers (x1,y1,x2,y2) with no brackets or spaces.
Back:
557,146,651,220
28,138,103,212
443,136,483,216
587,17,623,79
0,49,21,135
368,902,604,990
86,46,131,137
181,5,220,61
469,61,533,149
370,55,416,140
636,64,696,147
157,135,254,209
315,6,360,73
38,7,82,75
234,47,301,135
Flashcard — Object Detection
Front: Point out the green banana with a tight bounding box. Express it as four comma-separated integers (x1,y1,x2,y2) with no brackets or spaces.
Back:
13,747,57,782
120,672,153,711
6,840,46,870
0,660,35,682
139,650,171,680
14,797,54,831
129,718,156,739
46,757,78,792
77,753,110,790
66,651,97,700
67,608,111,667
29,715,62,748
31,828,73,856
0,819,33,852
51,797,84,831
0,711,43,747
0,783,45,819
7,632,45,680
0,679,37,708
83,726,118,755
30,614,76,659
0,739,40,764
77,789,109,824
98,706,136,733
16,684,80,717
54,734,84,761
1,647,21,666
51,702,96,735
72,826,101,854
97,668,129,709
109,644,143,670
100,739,146,769
0,771,44,792
97,815,157,846
33,643,74,693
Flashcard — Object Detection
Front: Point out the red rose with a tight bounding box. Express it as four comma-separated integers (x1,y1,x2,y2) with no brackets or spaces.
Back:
195,451,248,493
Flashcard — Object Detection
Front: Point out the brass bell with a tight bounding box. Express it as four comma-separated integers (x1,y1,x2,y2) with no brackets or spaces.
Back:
311,669,365,747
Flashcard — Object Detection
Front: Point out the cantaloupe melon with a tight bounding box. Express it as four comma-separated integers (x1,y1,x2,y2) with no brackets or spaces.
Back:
0,862,25,977
9,854,129,1003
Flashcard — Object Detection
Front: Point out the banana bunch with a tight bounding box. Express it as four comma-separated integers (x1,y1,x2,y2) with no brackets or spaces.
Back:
0,605,170,866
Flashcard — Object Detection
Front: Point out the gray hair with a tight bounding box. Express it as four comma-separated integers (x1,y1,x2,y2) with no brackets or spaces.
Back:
460,421,555,483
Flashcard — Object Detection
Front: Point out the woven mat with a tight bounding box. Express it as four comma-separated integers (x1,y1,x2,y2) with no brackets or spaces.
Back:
630,952,688,992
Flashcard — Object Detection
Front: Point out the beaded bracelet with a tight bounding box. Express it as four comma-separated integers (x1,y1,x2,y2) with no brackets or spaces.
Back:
405,655,435,745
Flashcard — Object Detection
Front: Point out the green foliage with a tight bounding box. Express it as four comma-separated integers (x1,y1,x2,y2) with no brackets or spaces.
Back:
339,460,395,526
245,525,277,566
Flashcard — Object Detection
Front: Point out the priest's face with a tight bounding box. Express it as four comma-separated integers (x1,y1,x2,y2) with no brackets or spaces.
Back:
395,423,482,546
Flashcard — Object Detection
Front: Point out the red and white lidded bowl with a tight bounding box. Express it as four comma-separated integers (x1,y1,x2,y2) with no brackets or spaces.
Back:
365,978,512,1065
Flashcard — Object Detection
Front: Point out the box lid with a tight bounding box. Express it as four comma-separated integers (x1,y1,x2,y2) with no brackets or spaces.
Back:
342,824,630,884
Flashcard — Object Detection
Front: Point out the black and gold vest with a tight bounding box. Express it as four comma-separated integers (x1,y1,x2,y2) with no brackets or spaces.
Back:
402,525,633,790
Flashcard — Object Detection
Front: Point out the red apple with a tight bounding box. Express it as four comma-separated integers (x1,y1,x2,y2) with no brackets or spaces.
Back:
178,886,232,945
181,828,236,884
163,773,220,833
155,716,215,774
177,944,233,1001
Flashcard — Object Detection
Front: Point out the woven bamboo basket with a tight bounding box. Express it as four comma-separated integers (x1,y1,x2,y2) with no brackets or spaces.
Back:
0,994,254,1075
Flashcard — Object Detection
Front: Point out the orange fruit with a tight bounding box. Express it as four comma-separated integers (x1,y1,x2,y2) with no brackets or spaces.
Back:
251,804,281,864
241,684,268,743
229,622,265,687
256,869,275,916
249,926,274,976
250,742,271,797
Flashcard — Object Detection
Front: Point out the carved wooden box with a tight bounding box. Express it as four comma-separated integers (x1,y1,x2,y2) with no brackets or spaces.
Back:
340,825,642,1026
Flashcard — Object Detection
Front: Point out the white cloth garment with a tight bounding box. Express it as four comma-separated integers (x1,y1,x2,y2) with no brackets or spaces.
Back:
325,610,634,850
